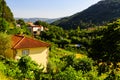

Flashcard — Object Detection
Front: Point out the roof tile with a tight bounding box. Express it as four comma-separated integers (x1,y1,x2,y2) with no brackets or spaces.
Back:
12,35,50,49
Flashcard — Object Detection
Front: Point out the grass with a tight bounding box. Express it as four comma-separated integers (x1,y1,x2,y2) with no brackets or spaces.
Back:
50,47,87,61
75,54,86,58
50,47,74,58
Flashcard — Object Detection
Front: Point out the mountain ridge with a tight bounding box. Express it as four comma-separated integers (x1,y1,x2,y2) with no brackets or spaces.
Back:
52,0,120,29
15,17,61,23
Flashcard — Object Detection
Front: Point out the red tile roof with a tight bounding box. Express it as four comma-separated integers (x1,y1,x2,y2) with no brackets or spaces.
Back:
12,35,50,49
31,25,43,27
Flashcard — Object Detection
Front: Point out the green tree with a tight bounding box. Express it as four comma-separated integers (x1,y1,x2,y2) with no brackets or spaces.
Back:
18,56,43,79
0,18,9,32
34,20,49,27
16,19,25,26
60,55,75,70
40,25,65,42
73,57,94,73
4,59,21,79
89,22,120,69
0,33,11,57
54,66,84,80
0,0,15,28
57,38,71,48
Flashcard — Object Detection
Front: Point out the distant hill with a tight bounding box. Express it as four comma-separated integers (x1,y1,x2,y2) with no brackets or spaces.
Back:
16,18,61,23
52,0,120,29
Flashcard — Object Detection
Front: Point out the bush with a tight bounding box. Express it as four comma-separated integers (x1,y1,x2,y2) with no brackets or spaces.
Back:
0,56,44,80
54,66,84,80
18,56,43,79
72,57,94,73
0,33,11,57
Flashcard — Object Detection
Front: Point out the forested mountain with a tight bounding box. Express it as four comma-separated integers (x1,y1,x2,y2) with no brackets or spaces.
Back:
0,0,15,27
52,0,120,29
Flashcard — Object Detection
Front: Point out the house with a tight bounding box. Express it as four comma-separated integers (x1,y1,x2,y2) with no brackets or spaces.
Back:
28,25,44,35
6,35,50,70
27,22,44,36
16,24,21,27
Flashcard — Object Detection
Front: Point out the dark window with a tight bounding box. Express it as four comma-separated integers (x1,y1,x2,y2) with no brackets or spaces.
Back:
22,49,29,55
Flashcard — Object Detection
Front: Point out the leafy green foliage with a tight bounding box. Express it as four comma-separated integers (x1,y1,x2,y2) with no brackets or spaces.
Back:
0,33,11,57
54,66,84,80
0,56,43,80
34,20,49,27
0,18,9,32
7,25,31,35
47,47,74,74
97,62,110,75
18,56,43,79
16,19,25,26
73,57,94,73
0,0,15,28
88,22,120,68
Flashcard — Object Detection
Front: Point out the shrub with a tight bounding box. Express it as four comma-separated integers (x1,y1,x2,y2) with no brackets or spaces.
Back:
72,57,94,73
0,33,11,57
54,66,84,80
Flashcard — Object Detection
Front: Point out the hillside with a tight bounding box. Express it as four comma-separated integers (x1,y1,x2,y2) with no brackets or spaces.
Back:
52,0,120,29
0,0,15,25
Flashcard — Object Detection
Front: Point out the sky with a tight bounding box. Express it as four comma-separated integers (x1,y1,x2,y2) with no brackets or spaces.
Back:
6,0,101,18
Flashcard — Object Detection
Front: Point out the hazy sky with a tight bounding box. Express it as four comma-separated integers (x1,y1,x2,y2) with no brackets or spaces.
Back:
6,0,101,18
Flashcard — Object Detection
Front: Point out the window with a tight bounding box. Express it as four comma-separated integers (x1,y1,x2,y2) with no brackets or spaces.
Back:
22,49,29,55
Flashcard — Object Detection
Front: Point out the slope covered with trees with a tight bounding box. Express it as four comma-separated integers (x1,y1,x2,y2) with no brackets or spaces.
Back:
52,0,120,29
1,19,120,79
0,0,15,28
